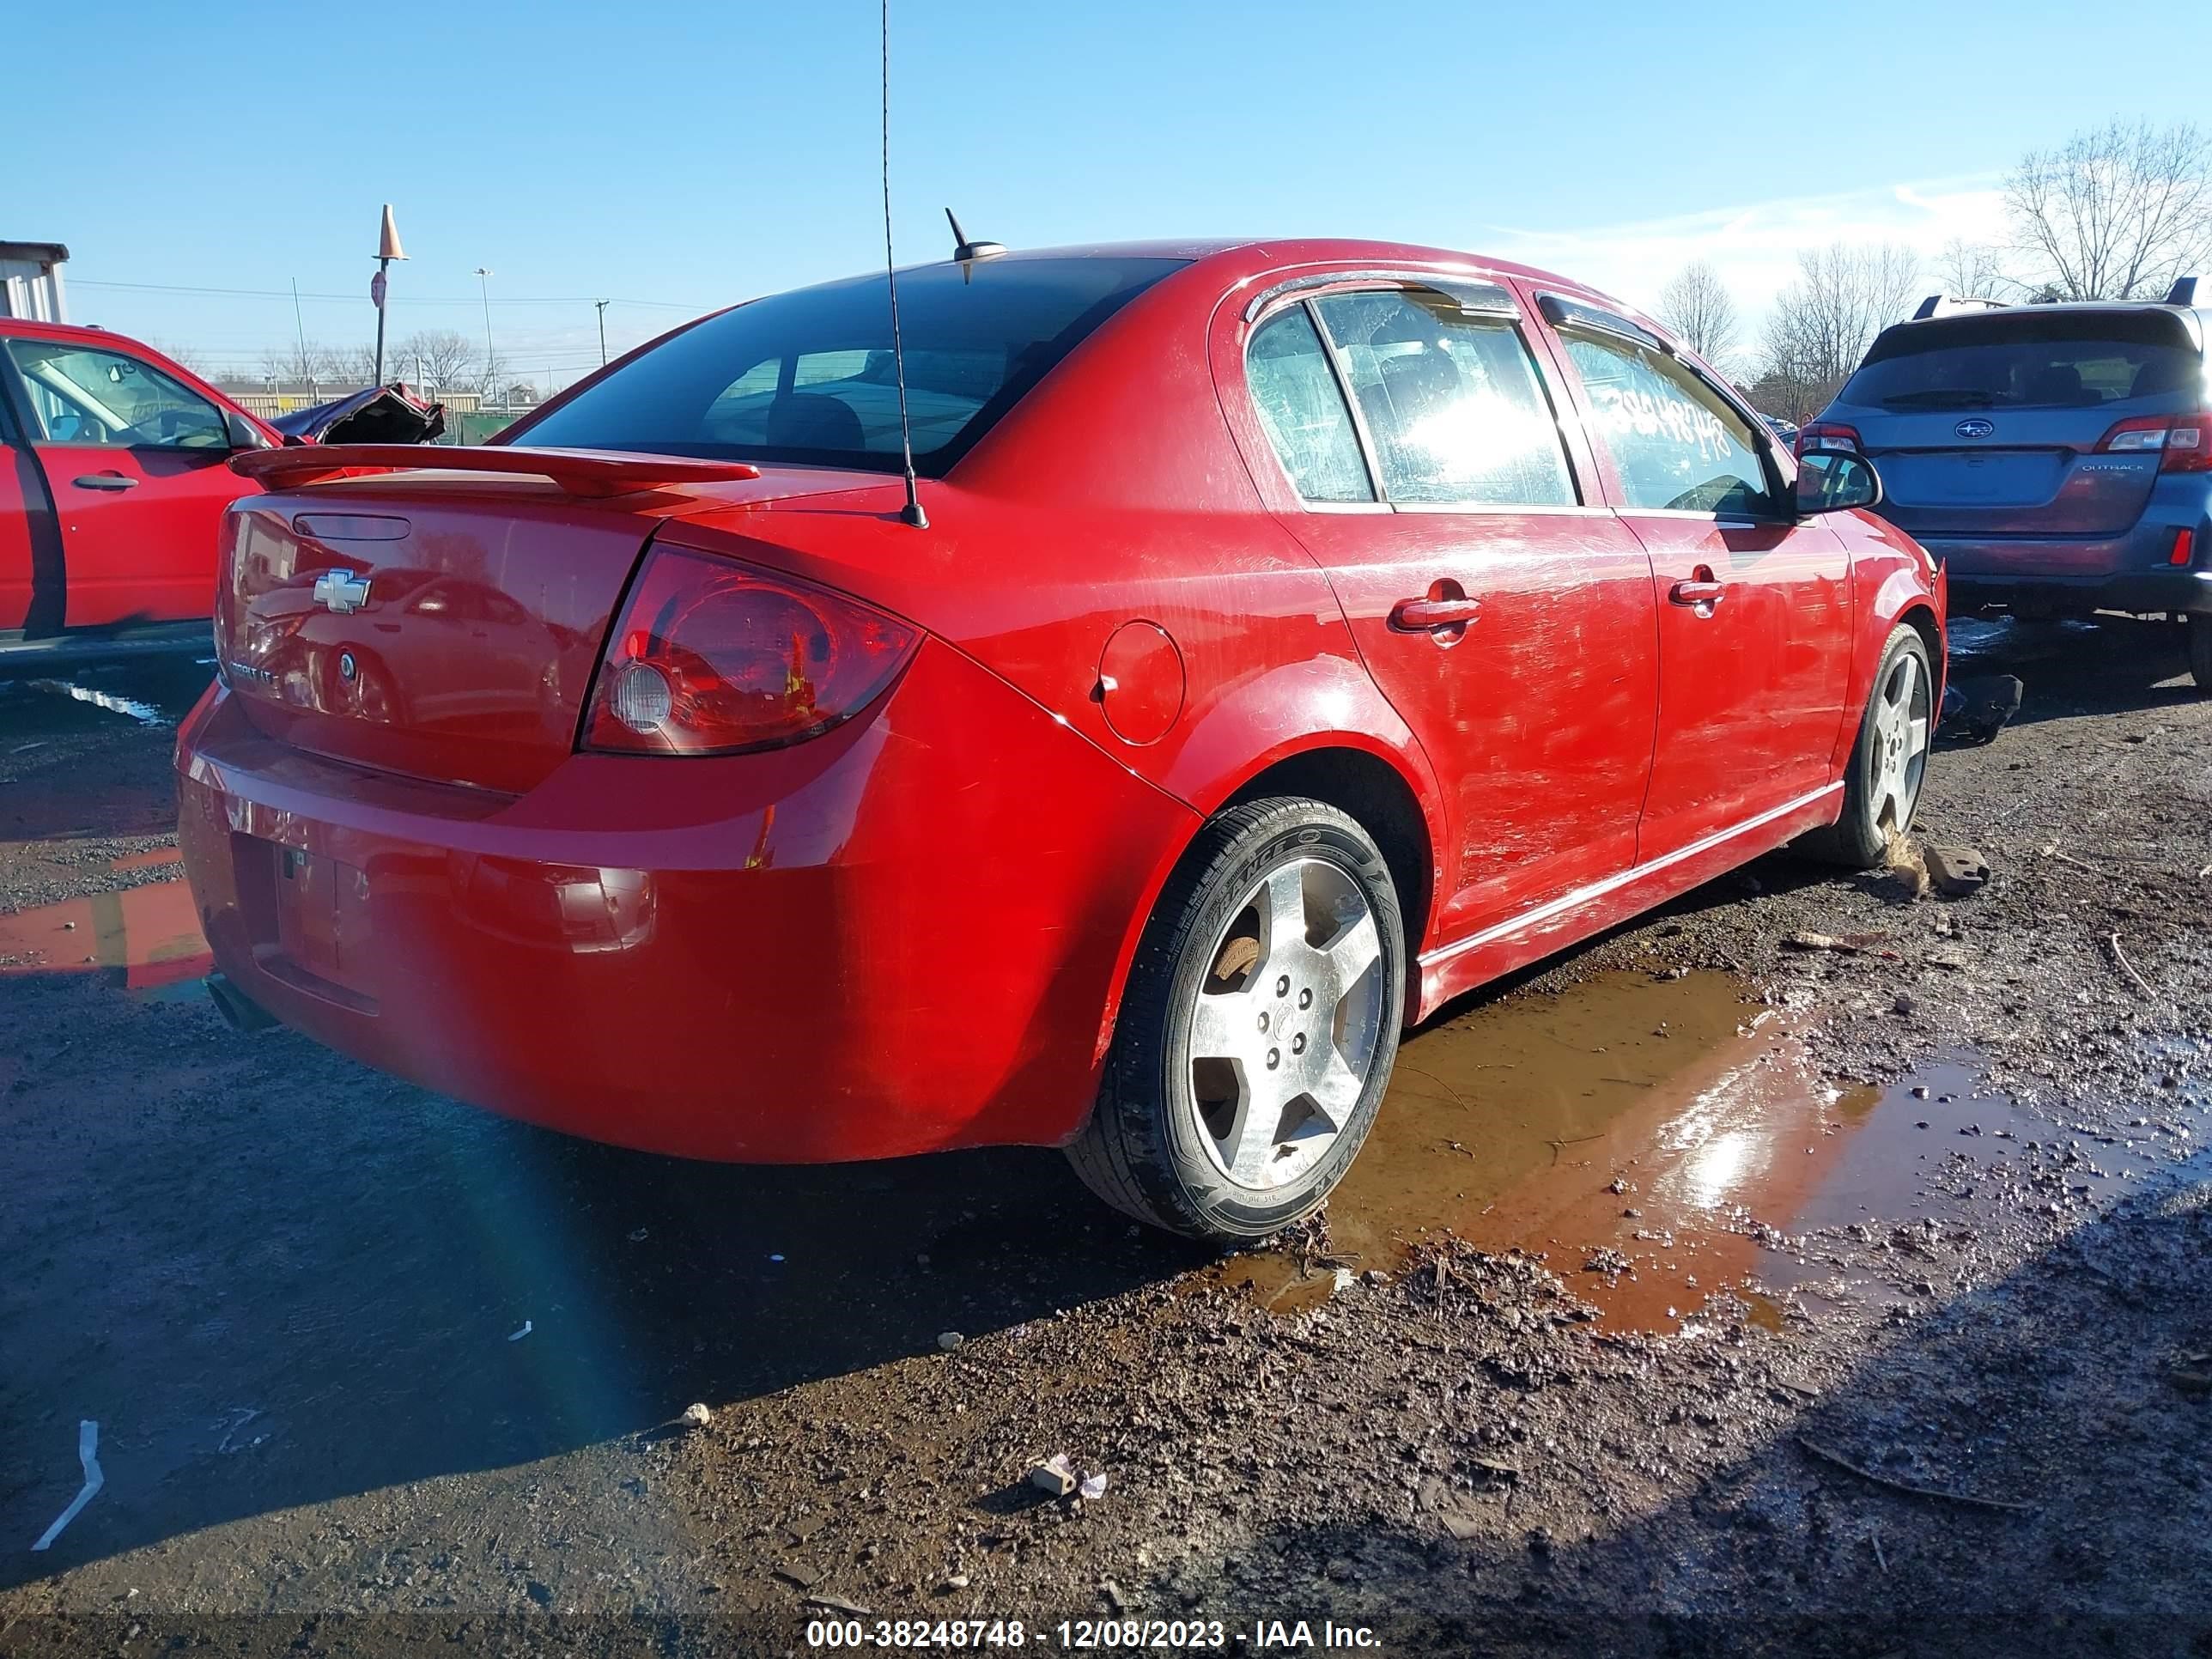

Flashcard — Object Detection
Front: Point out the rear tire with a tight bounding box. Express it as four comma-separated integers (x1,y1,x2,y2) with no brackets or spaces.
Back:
1796,623,1935,869
2188,616,2212,693
1067,798,1406,1241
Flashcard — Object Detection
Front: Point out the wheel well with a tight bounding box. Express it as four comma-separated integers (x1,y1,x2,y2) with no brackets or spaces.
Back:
1899,603,1940,660
1221,749,1433,955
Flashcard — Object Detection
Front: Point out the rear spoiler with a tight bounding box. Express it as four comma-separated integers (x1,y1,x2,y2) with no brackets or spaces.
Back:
230,445,762,499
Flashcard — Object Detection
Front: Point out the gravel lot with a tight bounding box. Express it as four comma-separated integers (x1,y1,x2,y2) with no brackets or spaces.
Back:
3,618,2209,1657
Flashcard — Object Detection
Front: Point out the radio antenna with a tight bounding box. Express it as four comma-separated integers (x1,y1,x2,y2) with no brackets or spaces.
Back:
880,0,927,529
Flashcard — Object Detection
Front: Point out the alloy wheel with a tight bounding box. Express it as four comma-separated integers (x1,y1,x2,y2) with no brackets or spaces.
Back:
1181,857,1387,1191
1869,648,1931,833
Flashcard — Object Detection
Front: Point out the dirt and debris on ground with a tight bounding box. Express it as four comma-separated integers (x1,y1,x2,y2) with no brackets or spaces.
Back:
3,617,2209,1656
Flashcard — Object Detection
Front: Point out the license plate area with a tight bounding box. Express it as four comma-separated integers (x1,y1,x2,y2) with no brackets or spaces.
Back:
241,839,380,1012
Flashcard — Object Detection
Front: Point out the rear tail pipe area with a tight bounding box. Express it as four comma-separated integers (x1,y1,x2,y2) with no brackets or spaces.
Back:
205,972,279,1034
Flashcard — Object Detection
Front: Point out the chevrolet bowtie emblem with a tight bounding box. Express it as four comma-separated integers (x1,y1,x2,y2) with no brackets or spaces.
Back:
313,569,372,614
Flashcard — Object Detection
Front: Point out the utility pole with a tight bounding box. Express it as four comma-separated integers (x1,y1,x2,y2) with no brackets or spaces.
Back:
473,267,496,405
290,278,310,382
594,298,610,366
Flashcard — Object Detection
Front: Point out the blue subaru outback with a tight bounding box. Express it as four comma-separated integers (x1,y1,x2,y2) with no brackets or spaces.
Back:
1804,283,2212,690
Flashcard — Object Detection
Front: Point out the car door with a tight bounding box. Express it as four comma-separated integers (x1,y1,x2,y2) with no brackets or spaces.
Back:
1539,298,1852,862
0,372,45,633
0,335,258,628
1231,278,1660,948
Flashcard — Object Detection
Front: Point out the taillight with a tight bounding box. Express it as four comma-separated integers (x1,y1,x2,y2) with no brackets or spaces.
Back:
1796,422,1862,458
582,547,918,755
2096,413,2212,472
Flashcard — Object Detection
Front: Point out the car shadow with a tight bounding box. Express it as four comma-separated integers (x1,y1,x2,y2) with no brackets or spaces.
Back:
0,967,1209,1588
1153,1155,2212,1657
1946,613,2200,732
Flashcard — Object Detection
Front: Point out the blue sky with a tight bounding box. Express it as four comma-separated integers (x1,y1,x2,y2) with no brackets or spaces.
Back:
12,0,2208,386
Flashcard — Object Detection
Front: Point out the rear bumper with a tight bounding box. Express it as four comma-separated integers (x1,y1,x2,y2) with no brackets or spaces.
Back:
175,637,1199,1163
1940,563,2212,617
1914,499,2212,615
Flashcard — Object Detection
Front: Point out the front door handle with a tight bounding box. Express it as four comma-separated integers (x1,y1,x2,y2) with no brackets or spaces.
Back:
1669,567,1724,609
1389,596,1482,631
72,473,138,491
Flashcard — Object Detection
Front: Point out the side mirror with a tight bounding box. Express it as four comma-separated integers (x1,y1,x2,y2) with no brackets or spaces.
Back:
1796,449,1881,516
224,410,270,451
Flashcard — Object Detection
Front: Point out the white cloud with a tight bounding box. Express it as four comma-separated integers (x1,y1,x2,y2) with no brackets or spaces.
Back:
1478,173,2011,334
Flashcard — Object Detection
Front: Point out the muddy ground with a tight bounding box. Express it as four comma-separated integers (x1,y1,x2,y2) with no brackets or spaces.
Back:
2,620,2209,1657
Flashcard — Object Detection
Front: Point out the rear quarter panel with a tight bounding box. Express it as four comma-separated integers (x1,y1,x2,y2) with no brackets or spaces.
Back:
657,256,1452,1030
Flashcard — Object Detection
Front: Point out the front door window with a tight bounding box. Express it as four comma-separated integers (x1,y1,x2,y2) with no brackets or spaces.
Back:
3,341,229,449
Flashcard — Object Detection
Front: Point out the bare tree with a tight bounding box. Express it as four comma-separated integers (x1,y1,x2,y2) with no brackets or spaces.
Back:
1933,237,2016,301
148,339,214,376
1655,260,1740,368
2007,118,2212,299
328,342,385,387
257,340,343,386
394,329,483,392
1759,241,1921,418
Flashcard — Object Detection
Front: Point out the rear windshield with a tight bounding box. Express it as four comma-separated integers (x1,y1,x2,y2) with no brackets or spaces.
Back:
508,256,1182,476
1838,311,2203,412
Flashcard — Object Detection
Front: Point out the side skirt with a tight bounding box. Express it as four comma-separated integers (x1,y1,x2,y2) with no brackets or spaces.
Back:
1412,784,1843,1022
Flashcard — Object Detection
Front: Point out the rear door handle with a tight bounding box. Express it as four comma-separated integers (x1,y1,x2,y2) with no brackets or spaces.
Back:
1389,597,1482,631
1669,569,1724,608
72,473,138,491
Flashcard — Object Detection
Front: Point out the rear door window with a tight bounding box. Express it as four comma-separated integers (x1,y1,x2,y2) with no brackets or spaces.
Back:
1556,322,1778,516
1311,290,1576,507
1838,312,2202,410
1245,306,1374,502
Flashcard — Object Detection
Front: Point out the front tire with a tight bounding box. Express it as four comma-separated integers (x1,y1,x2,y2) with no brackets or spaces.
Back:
1797,623,1935,868
1067,798,1406,1241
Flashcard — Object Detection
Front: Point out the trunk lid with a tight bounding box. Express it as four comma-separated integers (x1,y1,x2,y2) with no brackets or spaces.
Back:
1855,406,2163,538
215,460,888,793
1832,305,2202,542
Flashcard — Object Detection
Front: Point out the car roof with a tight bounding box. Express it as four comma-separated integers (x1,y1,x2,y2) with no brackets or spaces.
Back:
1905,299,2206,319
924,237,1658,339
0,316,140,346
1875,299,2208,356
981,236,1634,302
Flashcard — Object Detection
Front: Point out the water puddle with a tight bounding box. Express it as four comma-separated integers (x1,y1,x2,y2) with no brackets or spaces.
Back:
0,659,213,739
26,677,170,726
1207,970,2156,1332
0,852,210,996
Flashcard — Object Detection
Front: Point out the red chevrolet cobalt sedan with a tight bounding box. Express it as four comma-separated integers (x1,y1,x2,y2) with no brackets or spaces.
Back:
177,240,1943,1240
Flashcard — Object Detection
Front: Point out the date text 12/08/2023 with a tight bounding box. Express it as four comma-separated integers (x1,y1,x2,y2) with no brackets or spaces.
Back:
802,1618,1384,1650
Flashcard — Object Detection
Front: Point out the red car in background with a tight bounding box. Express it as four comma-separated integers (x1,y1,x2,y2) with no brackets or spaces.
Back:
177,240,1944,1241
0,320,441,666
0,319,285,663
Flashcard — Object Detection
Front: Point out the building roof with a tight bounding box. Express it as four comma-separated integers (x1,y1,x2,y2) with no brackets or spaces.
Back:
0,241,70,264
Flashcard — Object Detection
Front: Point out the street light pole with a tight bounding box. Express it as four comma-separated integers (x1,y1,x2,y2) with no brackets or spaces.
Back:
372,205,406,386
594,298,610,366
473,267,496,406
